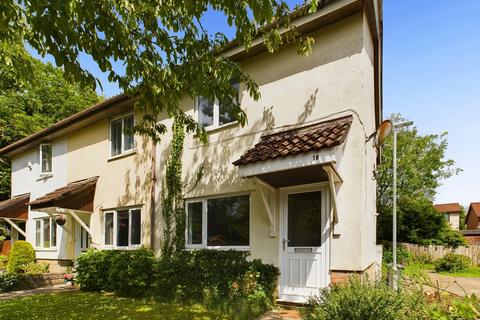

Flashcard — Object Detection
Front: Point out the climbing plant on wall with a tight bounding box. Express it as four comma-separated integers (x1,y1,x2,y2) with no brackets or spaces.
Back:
161,116,186,257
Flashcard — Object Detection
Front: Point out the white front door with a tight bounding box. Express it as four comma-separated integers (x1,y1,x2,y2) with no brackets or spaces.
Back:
75,222,90,260
279,184,329,303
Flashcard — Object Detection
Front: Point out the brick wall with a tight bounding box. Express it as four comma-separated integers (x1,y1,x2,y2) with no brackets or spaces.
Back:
0,240,11,256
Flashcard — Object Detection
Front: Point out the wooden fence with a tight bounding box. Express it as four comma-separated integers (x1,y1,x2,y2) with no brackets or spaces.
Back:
401,243,480,266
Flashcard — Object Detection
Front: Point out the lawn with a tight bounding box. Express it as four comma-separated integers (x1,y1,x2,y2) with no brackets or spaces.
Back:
403,263,480,278
0,292,225,320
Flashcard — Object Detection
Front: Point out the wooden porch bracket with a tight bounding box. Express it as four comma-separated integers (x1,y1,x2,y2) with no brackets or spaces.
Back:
322,163,342,226
254,177,277,237
42,207,92,236
3,218,27,238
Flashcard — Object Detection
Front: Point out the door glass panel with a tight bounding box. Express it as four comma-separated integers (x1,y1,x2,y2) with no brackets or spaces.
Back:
287,191,322,247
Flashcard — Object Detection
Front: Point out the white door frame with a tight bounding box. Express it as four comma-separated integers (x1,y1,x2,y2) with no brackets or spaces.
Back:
278,182,331,302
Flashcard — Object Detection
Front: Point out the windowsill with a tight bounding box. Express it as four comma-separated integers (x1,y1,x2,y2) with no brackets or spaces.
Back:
37,173,53,181
185,246,250,251
102,245,141,250
107,149,136,162
195,121,239,137
34,248,57,252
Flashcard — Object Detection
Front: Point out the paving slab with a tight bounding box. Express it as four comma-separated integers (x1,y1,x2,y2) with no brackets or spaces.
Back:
0,284,79,300
260,309,302,320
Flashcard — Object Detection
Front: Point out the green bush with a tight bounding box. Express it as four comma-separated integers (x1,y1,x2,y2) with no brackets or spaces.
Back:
0,255,8,270
382,243,412,265
76,248,279,320
7,241,35,273
76,249,117,291
109,247,157,297
435,253,471,273
24,262,49,275
301,278,427,320
0,273,21,293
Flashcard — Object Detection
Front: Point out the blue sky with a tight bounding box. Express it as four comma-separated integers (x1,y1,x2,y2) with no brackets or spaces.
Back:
30,1,480,207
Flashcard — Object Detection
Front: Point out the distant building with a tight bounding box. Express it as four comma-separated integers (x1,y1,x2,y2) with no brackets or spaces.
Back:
465,203,480,230
434,203,462,230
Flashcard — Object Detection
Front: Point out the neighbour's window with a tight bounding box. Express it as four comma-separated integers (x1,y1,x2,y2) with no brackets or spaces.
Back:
110,114,134,157
103,208,141,247
35,218,57,248
197,81,240,129
444,213,450,222
40,144,53,174
186,194,250,249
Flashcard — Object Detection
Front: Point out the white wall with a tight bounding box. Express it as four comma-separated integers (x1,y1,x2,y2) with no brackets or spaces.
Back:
11,139,68,260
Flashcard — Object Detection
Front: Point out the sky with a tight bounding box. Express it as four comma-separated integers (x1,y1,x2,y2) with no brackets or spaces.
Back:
29,1,480,207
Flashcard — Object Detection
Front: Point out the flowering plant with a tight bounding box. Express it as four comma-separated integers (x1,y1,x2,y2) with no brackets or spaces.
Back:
63,273,75,281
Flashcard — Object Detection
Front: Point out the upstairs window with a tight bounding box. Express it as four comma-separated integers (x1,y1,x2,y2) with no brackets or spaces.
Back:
110,114,134,157
40,144,52,174
197,81,240,129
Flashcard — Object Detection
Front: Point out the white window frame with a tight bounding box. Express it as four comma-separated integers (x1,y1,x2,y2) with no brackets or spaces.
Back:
109,113,135,158
185,192,251,251
34,217,57,249
102,207,142,249
39,143,53,175
195,82,240,131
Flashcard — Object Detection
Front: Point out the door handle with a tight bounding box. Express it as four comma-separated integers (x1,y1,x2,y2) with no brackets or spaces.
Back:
282,238,290,251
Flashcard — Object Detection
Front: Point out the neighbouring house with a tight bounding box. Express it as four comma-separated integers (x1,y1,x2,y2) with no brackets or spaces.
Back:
465,203,480,230
434,203,462,230
0,0,382,302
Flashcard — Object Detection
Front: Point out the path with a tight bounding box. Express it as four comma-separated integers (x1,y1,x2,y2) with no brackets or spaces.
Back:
260,309,302,320
425,272,480,297
0,284,79,301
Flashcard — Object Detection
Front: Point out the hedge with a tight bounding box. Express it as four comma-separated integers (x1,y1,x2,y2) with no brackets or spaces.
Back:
76,248,279,319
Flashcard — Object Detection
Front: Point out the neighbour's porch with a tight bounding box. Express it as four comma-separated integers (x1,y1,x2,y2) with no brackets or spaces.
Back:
28,177,98,261
0,193,30,255
233,115,352,303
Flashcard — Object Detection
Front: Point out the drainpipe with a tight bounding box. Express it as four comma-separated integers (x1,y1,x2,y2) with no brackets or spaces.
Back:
149,140,157,250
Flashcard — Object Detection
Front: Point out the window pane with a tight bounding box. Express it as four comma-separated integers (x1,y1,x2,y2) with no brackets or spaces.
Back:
51,220,56,247
198,97,214,127
35,220,41,246
219,82,239,125
187,202,203,245
117,210,129,246
287,191,322,247
130,209,141,245
41,145,52,173
110,118,123,156
43,218,50,248
105,212,114,245
207,195,249,246
123,115,134,151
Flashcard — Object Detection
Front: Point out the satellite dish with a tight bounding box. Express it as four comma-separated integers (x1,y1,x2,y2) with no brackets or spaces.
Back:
367,120,392,147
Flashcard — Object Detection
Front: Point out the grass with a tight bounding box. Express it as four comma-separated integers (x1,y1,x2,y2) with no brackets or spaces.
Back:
403,262,480,278
0,292,226,320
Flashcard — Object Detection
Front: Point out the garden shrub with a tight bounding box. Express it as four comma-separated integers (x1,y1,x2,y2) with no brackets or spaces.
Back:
76,248,279,319
0,273,21,293
434,253,471,273
0,255,8,270
109,247,157,297
382,242,412,265
24,262,49,275
429,294,480,320
76,249,118,291
7,240,35,273
301,278,427,320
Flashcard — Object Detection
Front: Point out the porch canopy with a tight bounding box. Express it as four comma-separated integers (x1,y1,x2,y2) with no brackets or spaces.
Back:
28,176,99,235
233,115,352,236
0,193,30,238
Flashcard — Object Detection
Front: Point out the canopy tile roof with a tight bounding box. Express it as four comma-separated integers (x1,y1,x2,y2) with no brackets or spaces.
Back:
28,176,98,211
0,193,30,220
434,203,462,213
233,115,352,166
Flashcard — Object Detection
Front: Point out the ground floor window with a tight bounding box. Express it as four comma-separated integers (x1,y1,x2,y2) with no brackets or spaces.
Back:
104,208,141,248
35,218,57,248
186,194,250,249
